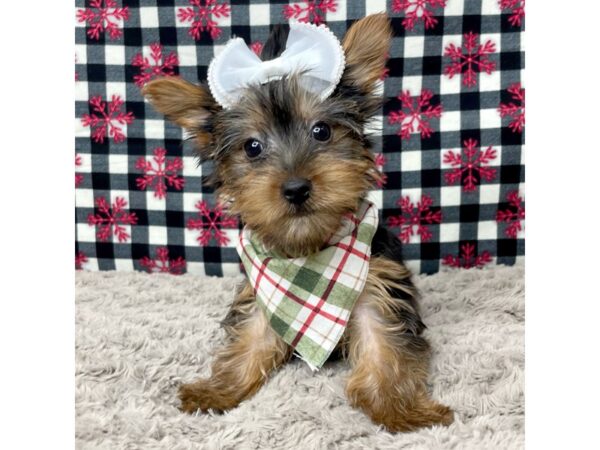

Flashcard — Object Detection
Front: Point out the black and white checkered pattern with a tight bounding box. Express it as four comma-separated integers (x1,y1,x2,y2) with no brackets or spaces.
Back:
75,0,524,275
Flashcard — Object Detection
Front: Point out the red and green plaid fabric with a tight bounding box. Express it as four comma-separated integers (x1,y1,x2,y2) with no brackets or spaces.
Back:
237,200,378,370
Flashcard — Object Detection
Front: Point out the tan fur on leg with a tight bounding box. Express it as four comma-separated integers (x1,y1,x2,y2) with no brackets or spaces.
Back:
344,256,454,432
179,282,291,413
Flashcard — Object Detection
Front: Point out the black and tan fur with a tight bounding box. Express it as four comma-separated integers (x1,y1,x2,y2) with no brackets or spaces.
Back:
144,14,453,432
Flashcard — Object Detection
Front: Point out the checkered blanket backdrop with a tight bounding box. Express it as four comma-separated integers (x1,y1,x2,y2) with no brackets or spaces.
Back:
75,0,524,276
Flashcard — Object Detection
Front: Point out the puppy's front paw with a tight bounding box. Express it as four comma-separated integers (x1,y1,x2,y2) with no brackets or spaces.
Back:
378,400,454,433
178,380,235,414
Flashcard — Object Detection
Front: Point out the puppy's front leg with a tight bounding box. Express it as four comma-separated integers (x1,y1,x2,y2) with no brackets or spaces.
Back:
344,257,454,432
179,282,291,413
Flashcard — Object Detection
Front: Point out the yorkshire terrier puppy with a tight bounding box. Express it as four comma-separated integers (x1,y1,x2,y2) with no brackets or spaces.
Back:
144,14,453,432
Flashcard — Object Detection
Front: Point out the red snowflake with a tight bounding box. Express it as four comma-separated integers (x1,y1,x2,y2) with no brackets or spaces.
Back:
76,0,129,41
499,0,525,27
498,83,525,133
283,1,337,25
380,67,390,81
388,90,443,141
374,153,387,187
177,0,231,40
250,42,264,56
392,0,447,31
75,251,88,270
135,148,185,199
443,139,497,192
444,32,496,87
132,43,178,88
443,243,492,269
388,195,442,244
75,154,84,187
379,52,390,81
81,95,135,144
140,247,186,275
187,201,238,246
496,191,525,238
87,196,138,243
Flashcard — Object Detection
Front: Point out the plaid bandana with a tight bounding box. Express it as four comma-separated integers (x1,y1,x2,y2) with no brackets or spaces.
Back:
237,200,379,370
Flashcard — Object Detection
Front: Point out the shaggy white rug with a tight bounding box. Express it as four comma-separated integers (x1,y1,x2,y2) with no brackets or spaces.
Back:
76,265,524,450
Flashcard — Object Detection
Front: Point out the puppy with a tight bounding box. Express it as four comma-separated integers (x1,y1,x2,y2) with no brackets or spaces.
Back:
144,13,453,432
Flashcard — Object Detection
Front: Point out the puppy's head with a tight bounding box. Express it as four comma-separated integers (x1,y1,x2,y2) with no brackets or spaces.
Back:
144,14,391,256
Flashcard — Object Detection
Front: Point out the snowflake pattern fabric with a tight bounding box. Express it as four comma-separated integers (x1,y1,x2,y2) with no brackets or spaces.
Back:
75,1,524,275
499,83,525,133
132,44,179,88
387,195,442,244
135,148,185,199
391,0,447,30
499,0,525,27
75,154,84,187
496,191,525,238
75,252,88,270
187,201,238,247
140,247,186,275
443,139,498,192
442,243,492,269
177,0,231,40
77,0,129,41
388,90,444,141
87,197,138,243
444,32,497,87
81,95,135,144
283,1,338,25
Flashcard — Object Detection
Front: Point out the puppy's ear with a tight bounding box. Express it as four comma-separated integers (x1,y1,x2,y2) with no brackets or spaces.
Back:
260,24,290,61
339,13,392,95
143,77,220,152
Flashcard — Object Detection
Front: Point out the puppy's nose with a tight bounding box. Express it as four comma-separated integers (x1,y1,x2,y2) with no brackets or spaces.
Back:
282,178,312,205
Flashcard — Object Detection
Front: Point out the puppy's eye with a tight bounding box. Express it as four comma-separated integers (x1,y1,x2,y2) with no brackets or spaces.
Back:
311,122,331,142
244,139,264,158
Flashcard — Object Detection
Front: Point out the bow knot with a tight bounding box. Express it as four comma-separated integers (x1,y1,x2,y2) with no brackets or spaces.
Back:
208,22,346,109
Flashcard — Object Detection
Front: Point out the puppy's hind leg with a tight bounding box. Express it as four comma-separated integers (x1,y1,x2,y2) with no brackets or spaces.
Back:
179,282,291,413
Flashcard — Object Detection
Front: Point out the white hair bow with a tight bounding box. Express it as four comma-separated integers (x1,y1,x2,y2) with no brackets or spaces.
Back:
207,22,346,109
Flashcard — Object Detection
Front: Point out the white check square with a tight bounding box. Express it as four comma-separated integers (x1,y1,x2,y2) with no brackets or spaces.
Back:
108,154,129,174
148,225,168,245
478,221,498,240
105,45,126,66
250,4,270,25
440,110,461,132
139,7,159,28
402,151,422,172
144,120,165,140
440,223,460,242
404,36,425,58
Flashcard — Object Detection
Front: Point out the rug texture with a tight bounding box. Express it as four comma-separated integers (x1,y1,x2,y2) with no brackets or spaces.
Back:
75,265,524,449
